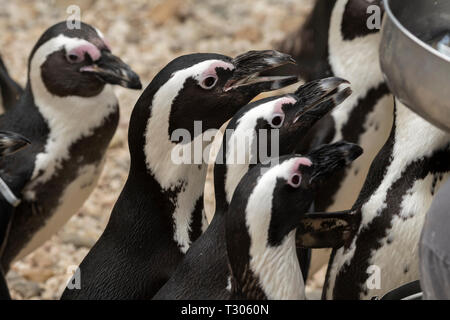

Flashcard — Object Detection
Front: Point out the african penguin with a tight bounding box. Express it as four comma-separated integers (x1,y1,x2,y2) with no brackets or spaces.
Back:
0,56,23,113
0,21,142,269
61,50,300,300
226,144,362,300
0,131,30,300
153,77,353,299
279,0,395,276
323,99,450,299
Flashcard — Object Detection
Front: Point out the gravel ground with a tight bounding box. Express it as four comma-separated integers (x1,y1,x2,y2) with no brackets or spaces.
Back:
0,0,317,299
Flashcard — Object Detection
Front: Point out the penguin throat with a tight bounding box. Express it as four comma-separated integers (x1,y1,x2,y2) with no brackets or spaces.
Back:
235,232,305,300
143,90,212,253
329,0,386,139
143,136,209,253
24,80,118,198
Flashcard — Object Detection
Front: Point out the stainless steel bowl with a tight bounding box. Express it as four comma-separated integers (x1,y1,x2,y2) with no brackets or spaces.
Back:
380,0,450,132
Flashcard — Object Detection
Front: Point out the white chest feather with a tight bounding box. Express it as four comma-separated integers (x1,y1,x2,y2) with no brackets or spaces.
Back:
16,162,104,261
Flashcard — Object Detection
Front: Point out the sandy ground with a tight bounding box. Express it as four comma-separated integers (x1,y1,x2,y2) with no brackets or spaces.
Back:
0,0,320,299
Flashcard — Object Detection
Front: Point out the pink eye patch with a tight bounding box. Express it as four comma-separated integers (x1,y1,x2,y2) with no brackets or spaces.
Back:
201,61,235,78
68,43,101,62
273,96,297,114
291,157,312,174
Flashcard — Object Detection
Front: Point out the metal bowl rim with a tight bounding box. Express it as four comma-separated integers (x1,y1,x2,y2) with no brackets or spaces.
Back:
383,0,450,63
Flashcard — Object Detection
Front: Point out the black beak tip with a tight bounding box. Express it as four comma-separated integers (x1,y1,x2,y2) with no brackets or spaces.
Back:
128,77,143,90
345,144,364,162
124,71,142,90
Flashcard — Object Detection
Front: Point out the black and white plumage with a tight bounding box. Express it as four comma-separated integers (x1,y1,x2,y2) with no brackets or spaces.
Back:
282,0,394,214
278,0,395,279
153,77,352,300
308,1,450,299
61,50,300,300
0,21,142,269
323,100,450,299
0,131,30,300
226,143,362,300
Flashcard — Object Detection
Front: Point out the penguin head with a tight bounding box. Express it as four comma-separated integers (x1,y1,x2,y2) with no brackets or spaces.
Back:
28,21,141,98
228,142,362,248
0,131,30,157
143,50,298,134
131,50,299,171
225,142,362,299
216,77,351,207
233,76,351,157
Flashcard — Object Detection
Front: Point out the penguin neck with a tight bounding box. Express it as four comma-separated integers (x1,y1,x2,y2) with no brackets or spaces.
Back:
329,0,389,139
231,231,305,300
213,127,257,219
392,100,449,161
356,100,450,227
28,72,118,145
129,88,211,253
228,173,305,300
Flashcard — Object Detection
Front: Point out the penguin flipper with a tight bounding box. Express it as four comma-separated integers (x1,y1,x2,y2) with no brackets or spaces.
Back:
0,55,23,112
296,210,360,249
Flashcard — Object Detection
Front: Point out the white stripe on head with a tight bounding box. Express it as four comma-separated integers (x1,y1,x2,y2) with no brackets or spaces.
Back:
244,158,307,300
94,27,105,39
144,59,234,189
224,96,296,204
143,59,234,252
94,27,111,50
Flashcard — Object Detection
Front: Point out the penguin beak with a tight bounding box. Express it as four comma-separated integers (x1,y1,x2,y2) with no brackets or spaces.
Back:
80,51,142,90
224,50,300,92
0,131,30,157
306,142,363,184
295,210,360,249
292,77,351,124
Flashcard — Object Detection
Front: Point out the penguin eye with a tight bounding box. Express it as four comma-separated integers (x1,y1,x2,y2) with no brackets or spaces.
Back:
288,173,302,188
270,113,285,128
200,75,218,90
66,52,84,64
